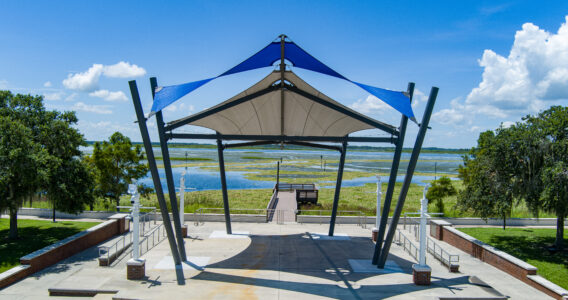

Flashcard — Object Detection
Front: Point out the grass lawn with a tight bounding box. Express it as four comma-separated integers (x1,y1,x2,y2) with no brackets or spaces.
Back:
458,227,568,289
0,219,100,273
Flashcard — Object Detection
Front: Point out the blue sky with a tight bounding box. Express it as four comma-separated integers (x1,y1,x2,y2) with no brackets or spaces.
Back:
1,1,568,148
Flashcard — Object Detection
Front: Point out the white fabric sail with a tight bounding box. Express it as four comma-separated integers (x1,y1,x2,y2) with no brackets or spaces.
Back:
170,71,394,137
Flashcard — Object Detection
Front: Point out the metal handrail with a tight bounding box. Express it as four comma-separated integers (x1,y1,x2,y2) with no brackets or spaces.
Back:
276,183,317,191
394,229,419,262
403,214,460,269
193,207,367,228
98,231,133,266
137,223,167,257
427,237,459,267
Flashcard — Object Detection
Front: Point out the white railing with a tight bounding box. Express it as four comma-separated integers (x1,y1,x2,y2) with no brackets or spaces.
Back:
427,237,459,268
137,223,167,257
403,213,460,270
192,207,367,228
98,231,133,266
394,229,419,261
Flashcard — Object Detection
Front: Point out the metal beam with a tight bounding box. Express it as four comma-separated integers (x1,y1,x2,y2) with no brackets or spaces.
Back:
165,85,278,132
285,141,342,152
151,77,187,261
377,86,438,268
216,137,232,234
128,80,182,266
166,133,396,144
328,139,348,236
223,140,278,149
372,82,413,265
287,85,399,136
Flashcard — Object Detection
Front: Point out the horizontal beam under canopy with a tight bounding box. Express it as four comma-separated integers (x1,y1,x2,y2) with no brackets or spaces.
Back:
166,133,397,144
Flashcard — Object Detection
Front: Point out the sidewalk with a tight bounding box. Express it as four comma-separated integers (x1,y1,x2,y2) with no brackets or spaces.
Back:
0,222,553,299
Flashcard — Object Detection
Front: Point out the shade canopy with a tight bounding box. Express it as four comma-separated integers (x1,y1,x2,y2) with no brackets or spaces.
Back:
151,38,415,122
168,71,397,137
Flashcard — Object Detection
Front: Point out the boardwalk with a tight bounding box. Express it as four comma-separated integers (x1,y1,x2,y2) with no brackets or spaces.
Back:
271,190,297,223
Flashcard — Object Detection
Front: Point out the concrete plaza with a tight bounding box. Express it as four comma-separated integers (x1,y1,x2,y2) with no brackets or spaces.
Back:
0,222,552,299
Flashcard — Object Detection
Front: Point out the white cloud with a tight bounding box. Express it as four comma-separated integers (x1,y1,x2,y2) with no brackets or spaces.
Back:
411,89,428,109
103,62,146,78
465,16,568,117
43,81,52,88
500,121,515,128
62,61,146,92
72,102,112,114
76,120,141,141
65,93,78,102
43,91,65,101
432,98,467,126
89,89,128,102
63,64,104,91
164,102,196,114
350,95,392,114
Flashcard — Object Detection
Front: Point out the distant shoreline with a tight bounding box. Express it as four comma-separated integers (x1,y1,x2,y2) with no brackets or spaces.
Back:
85,141,468,154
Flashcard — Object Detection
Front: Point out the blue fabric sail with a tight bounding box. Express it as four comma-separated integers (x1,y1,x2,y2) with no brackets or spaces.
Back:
151,40,415,120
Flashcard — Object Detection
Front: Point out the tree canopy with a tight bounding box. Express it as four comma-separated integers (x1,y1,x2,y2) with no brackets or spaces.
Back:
0,91,93,238
426,176,457,213
88,132,148,210
459,106,568,248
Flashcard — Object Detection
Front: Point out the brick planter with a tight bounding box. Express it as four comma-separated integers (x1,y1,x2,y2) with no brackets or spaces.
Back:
412,264,431,285
127,259,145,280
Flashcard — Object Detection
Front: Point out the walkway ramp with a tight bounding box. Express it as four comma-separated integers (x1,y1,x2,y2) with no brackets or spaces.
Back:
267,190,297,223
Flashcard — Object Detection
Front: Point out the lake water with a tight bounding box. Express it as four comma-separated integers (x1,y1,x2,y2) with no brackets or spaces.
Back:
127,147,463,191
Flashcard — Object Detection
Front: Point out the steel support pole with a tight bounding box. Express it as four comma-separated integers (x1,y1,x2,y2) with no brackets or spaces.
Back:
276,161,280,188
150,77,187,261
328,140,348,236
372,82,414,265
377,86,438,268
128,80,181,266
217,138,232,234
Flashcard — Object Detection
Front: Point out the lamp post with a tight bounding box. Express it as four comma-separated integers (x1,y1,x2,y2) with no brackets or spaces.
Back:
375,175,383,229
418,184,430,267
129,181,140,260
126,180,145,280
412,183,432,285
179,171,186,226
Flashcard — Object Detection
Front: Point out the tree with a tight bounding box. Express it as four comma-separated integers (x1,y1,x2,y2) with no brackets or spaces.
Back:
88,132,148,210
520,106,568,250
40,110,93,221
0,91,94,237
46,158,96,221
460,106,568,245
426,176,457,213
457,130,516,229
0,115,49,238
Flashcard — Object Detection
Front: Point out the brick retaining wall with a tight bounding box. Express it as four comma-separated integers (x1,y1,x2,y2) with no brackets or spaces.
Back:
430,220,567,300
0,214,128,290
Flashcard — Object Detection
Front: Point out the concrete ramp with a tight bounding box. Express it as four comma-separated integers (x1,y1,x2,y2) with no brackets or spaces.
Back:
269,190,297,223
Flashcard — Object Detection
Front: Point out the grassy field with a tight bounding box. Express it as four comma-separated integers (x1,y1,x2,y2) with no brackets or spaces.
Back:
0,219,100,273
458,227,568,289
22,179,554,218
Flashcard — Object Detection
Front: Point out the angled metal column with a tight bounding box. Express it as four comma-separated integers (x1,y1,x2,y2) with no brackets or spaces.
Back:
377,87,438,268
328,139,348,236
129,80,182,266
216,138,232,234
150,77,187,261
372,82,414,265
